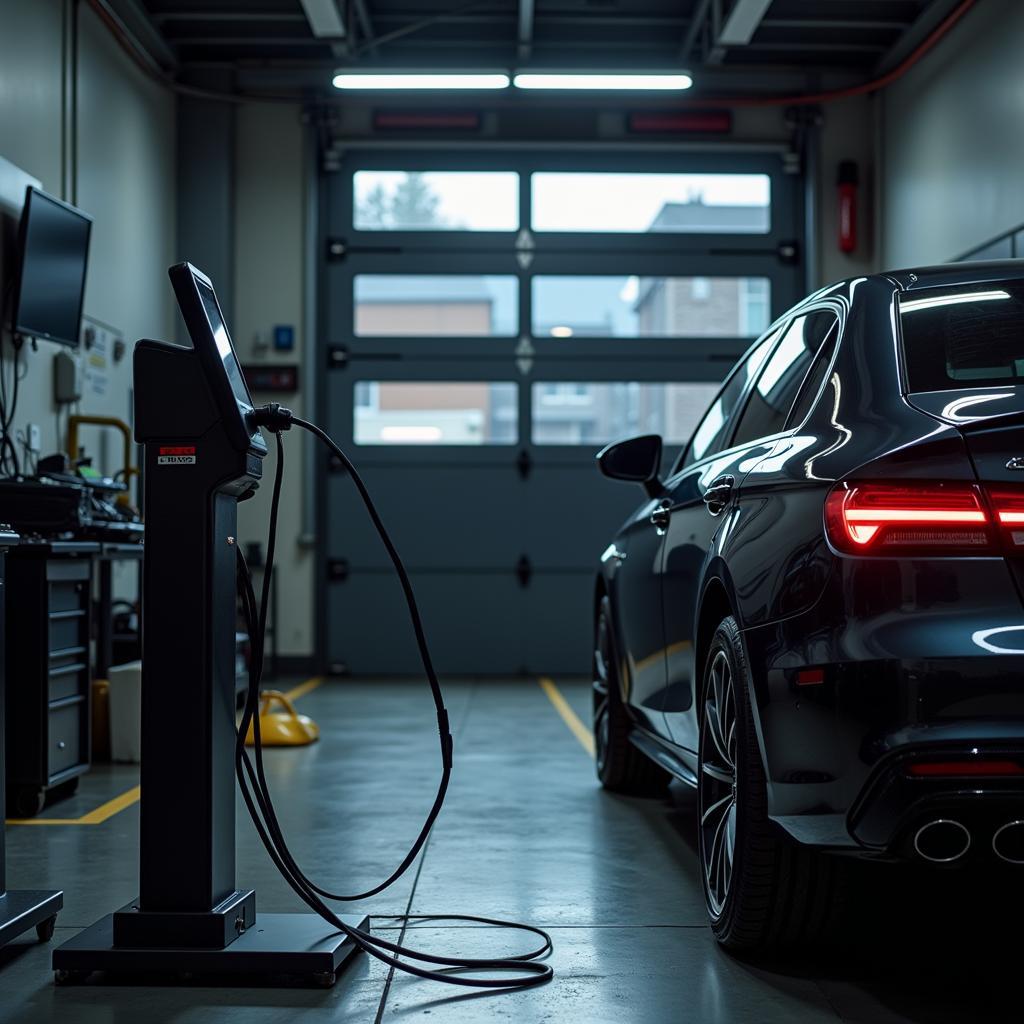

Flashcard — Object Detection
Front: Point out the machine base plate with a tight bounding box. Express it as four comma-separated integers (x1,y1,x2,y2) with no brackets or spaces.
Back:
52,912,369,986
0,890,63,948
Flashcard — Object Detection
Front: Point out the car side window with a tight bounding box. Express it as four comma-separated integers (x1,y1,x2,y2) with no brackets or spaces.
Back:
681,326,783,470
729,311,838,448
786,317,840,429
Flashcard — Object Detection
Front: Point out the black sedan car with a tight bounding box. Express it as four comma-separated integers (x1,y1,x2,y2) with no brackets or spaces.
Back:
594,261,1024,951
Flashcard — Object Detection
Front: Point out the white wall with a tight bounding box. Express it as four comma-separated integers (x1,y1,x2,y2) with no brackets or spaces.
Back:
233,103,314,659
0,0,177,469
881,0,1024,267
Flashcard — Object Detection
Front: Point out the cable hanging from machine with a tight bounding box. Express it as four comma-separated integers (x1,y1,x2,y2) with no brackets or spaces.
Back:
235,406,554,990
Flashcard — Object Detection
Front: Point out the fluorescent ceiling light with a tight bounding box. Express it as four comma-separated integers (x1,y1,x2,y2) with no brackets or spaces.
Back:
333,73,510,90
513,73,692,91
550,326,574,338
300,0,345,38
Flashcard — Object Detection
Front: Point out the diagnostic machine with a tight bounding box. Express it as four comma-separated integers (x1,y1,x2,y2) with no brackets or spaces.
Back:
52,263,366,983
53,263,551,990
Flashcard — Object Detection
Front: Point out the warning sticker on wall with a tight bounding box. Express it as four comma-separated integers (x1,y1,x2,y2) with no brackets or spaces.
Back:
158,445,197,465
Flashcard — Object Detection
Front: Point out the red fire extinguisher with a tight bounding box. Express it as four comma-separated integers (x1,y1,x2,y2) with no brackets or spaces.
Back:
837,161,858,254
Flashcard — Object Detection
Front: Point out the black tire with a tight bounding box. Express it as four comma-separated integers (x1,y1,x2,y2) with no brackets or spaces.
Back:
593,596,671,794
698,616,845,952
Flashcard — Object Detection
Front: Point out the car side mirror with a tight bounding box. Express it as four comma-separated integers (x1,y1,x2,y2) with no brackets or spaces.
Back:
596,434,664,498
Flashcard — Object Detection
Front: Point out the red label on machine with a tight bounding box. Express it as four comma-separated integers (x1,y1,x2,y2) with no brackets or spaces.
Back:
158,445,197,466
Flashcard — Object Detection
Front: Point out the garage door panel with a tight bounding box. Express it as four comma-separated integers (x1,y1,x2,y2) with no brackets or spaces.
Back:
327,466,526,570
525,465,640,567
327,572,527,676
526,572,597,676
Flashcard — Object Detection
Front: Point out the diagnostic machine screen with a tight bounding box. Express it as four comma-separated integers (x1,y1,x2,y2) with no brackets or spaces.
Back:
196,280,252,409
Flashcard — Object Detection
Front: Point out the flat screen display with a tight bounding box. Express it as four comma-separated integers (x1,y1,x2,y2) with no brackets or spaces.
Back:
196,279,253,407
12,188,92,347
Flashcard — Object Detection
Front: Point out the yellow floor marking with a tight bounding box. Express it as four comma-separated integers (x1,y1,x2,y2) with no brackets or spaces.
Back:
7,676,326,827
539,676,595,758
283,676,324,701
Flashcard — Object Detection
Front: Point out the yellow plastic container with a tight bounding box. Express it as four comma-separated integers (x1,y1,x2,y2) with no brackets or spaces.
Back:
244,690,320,747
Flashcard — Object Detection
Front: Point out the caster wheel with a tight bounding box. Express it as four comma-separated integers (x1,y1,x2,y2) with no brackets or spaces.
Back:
54,970,89,986
36,916,57,943
312,970,336,988
15,787,45,818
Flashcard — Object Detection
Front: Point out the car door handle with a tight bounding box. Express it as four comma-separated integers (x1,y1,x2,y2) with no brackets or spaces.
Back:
702,475,735,516
650,502,671,531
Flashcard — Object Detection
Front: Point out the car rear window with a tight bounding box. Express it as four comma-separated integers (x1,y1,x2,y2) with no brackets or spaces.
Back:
900,281,1024,392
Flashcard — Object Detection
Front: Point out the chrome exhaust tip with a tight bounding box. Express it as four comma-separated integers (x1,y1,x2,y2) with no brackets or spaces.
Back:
992,821,1024,864
913,819,971,863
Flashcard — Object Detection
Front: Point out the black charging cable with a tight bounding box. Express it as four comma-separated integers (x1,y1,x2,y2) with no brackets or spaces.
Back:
235,403,553,989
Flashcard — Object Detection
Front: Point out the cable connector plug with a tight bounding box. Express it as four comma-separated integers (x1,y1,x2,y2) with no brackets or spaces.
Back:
251,402,294,433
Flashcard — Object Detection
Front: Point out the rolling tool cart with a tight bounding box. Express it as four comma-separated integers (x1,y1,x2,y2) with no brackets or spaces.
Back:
0,525,63,950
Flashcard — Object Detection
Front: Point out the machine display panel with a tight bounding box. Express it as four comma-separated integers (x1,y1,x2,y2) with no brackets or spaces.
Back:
195,279,253,408
168,261,264,453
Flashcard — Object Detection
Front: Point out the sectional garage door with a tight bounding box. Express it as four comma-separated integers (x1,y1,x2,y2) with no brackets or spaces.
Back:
318,150,803,676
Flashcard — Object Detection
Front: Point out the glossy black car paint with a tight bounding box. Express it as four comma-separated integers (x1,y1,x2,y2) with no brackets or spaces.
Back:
596,261,1024,858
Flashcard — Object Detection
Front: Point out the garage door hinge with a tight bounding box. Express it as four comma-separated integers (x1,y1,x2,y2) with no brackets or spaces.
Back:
516,449,532,479
327,558,349,582
777,240,800,265
516,554,532,587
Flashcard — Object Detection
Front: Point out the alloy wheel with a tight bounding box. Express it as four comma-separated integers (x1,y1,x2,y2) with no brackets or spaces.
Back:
699,649,738,918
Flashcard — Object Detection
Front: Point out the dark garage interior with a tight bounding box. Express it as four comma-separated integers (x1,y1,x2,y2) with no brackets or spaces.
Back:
2,0,1024,1020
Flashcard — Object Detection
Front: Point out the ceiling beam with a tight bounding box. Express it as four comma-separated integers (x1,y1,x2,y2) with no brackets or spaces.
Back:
873,0,966,76
352,0,377,54
717,0,774,46
299,0,346,38
679,0,714,62
518,0,535,61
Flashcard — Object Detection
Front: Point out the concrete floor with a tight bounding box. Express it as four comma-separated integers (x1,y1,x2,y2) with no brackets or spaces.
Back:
0,677,1020,1023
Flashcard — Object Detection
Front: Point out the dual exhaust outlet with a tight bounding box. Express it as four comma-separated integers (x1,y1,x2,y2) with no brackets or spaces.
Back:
913,818,1024,864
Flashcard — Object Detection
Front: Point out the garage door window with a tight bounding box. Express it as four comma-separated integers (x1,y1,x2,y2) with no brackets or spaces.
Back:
354,275,518,337
353,171,519,231
531,381,720,445
531,172,771,233
532,275,771,339
354,381,518,444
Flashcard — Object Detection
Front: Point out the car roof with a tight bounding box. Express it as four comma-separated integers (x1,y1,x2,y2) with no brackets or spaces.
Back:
787,261,1024,314
882,259,1024,292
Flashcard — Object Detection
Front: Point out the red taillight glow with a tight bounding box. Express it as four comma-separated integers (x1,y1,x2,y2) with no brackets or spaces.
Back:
907,760,1024,778
989,491,1024,543
825,482,991,553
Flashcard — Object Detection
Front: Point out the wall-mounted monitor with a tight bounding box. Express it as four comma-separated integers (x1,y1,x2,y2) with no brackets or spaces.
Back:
12,187,92,348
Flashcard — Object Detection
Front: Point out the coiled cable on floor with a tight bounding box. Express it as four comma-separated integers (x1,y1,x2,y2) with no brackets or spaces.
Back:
234,407,554,989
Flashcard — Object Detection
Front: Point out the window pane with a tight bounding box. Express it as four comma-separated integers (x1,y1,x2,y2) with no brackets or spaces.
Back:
354,382,517,445
532,172,770,233
354,275,518,337
532,382,720,445
533,275,771,338
354,171,519,231
684,328,781,467
731,313,836,447
900,282,1024,392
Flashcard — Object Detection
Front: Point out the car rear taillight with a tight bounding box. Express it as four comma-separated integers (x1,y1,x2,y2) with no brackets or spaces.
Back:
825,482,992,555
907,760,1024,778
988,490,1024,548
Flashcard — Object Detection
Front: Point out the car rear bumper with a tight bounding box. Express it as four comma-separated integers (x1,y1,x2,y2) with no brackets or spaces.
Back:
847,738,1024,854
741,558,1024,855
